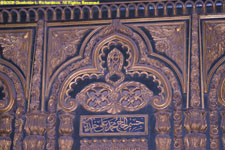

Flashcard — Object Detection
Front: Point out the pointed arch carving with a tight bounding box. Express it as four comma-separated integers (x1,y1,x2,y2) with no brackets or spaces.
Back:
57,20,172,113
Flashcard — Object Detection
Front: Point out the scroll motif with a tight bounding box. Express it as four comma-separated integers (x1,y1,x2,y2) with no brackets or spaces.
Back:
80,115,148,136
0,32,30,76
80,138,148,150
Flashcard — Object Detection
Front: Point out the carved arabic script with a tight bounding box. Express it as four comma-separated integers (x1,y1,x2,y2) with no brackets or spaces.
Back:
80,115,148,136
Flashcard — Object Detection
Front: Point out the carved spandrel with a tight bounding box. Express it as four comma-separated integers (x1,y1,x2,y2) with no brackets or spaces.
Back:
204,21,225,73
203,20,225,93
48,28,88,78
144,23,186,74
0,31,31,76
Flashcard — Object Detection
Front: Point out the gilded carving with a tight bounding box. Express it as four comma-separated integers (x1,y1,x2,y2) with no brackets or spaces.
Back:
208,64,224,149
0,64,25,150
190,13,201,108
145,23,186,73
0,75,15,113
30,20,44,111
203,20,225,93
0,136,11,150
80,115,148,136
0,32,31,76
58,112,74,150
155,111,171,150
23,135,45,150
184,109,207,150
80,138,148,150
219,77,225,106
23,111,46,150
76,81,153,114
204,21,225,75
48,28,88,77
0,114,13,150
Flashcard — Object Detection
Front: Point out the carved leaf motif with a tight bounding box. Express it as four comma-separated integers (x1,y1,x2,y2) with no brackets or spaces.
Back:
145,25,185,71
0,32,29,76
49,29,88,76
205,22,225,72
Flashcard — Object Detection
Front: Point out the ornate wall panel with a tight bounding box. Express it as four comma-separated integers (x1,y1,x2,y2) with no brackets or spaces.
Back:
0,0,224,149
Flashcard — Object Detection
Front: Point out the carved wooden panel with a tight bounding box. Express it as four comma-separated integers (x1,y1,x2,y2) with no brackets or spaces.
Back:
0,1,224,150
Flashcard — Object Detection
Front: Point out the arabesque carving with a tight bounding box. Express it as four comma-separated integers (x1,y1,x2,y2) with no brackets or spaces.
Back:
145,23,186,73
48,28,88,77
0,32,31,76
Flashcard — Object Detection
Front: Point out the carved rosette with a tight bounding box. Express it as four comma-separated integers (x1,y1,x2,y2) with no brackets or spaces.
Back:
23,111,46,150
155,111,171,150
184,109,207,150
58,112,74,150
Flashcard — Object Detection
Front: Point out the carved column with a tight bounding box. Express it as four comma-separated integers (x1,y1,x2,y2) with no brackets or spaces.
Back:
58,111,74,150
23,20,46,150
23,111,46,150
184,9,207,150
0,114,13,150
208,70,220,150
155,110,171,150
184,109,207,150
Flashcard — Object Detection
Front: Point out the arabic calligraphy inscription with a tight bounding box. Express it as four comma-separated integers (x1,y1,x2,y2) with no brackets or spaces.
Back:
80,115,148,136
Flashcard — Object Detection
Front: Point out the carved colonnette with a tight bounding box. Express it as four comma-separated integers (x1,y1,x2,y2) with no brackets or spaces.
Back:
23,20,47,150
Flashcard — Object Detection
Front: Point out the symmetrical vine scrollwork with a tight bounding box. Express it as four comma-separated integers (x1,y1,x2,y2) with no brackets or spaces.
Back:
76,81,153,114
